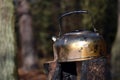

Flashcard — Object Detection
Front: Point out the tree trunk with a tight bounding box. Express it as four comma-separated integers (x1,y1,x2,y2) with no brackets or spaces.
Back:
0,0,17,80
17,0,38,71
112,0,120,80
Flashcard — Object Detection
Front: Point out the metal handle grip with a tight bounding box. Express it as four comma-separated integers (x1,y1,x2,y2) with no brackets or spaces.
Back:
58,10,96,36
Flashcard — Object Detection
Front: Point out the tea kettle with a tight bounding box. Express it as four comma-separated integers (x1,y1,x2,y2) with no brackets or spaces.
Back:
53,10,106,62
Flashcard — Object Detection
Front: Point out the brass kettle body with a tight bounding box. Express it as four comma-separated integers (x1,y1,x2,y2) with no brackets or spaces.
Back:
53,10,106,62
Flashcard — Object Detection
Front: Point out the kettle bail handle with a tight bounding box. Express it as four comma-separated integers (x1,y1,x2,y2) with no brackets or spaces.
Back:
58,10,97,36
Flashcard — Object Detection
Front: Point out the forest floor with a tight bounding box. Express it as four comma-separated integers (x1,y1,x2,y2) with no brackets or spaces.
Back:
18,68,47,80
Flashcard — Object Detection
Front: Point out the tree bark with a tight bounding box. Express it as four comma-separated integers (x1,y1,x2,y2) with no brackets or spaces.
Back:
17,0,38,71
0,0,17,80
111,0,120,80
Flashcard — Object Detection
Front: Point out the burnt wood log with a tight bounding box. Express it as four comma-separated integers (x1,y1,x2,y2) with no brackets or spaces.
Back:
80,57,111,80
44,61,61,80
44,57,111,80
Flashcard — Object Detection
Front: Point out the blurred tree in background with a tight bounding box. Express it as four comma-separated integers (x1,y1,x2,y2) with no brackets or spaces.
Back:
16,0,38,71
112,0,120,80
0,0,17,80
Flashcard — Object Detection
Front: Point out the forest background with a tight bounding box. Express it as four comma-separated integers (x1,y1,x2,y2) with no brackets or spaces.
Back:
0,0,120,80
